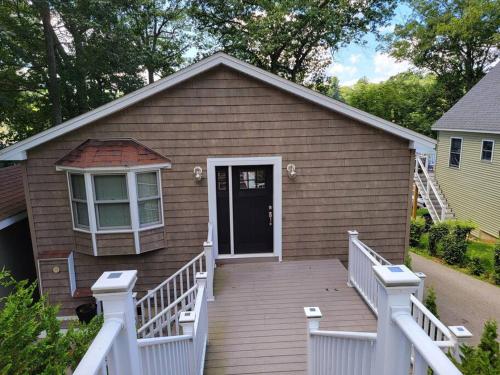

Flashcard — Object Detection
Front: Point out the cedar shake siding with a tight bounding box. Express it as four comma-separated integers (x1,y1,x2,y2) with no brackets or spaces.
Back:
24,66,413,314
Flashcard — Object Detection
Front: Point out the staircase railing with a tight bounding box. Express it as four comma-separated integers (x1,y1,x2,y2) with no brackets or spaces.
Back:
415,154,447,222
136,223,214,338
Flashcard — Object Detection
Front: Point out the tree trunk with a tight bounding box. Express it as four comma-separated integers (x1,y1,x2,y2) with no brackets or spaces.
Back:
36,0,62,125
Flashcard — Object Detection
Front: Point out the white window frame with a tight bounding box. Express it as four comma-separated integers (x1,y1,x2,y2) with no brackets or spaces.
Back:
136,171,163,228
480,139,495,163
67,173,90,231
64,166,166,255
448,137,463,168
93,173,132,231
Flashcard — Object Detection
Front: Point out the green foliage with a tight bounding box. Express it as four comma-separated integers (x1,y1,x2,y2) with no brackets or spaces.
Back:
386,0,500,106
494,242,500,285
424,286,439,319
468,257,486,276
416,207,429,217
190,0,397,83
442,233,468,266
454,220,477,242
410,216,426,247
309,76,343,101
428,221,451,256
0,270,102,374
341,72,447,136
404,253,413,270
454,320,500,374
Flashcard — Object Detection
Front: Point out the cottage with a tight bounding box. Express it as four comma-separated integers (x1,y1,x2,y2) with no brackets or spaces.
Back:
430,64,500,241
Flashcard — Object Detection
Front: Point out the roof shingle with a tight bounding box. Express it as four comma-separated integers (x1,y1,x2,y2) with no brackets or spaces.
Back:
433,64,500,133
55,139,171,169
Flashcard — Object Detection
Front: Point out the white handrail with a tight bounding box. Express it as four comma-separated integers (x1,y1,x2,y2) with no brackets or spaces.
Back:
415,155,446,221
393,311,461,375
410,295,454,347
311,330,377,340
74,318,122,375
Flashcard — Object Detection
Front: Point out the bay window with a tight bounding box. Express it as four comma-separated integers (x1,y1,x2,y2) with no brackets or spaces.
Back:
68,169,163,233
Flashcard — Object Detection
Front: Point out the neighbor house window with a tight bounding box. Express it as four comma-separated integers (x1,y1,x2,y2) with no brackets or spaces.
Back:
137,172,161,226
70,174,89,229
449,138,462,168
68,170,163,233
481,140,494,162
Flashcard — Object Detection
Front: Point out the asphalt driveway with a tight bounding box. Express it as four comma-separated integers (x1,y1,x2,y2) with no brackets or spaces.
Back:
411,253,500,345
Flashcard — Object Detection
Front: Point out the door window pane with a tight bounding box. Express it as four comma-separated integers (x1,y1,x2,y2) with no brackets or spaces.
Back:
240,169,265,190
217,170,227,191
449,138,462,167
137,172,158,198
94,175,128,201
481,140,494,161
97,203,131,228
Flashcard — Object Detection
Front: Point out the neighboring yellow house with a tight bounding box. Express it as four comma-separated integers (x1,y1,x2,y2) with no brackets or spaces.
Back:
432,64,500,241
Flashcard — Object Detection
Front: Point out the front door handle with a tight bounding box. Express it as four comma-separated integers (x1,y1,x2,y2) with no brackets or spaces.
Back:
268,211,273,226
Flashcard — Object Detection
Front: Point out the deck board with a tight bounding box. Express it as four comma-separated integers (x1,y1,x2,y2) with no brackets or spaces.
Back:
204,258,377,374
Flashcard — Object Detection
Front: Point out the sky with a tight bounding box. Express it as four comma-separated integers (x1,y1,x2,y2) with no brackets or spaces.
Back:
328,5,413,86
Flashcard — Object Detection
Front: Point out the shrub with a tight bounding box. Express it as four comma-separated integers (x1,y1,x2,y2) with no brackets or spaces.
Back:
468,257,486,276
454,220,477,242
424,286,439,318
428,221,451,256
442,233,467,266
494,242,500,285
454,320,500,374
404,253,412,270
416,207,429,217
410,217,426,247
0,270,102,374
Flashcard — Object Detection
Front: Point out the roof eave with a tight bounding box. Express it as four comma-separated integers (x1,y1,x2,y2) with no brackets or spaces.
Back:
433,127,500,135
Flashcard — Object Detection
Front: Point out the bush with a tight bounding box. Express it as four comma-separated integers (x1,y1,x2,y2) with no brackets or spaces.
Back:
442,233,467,266
428,221,451,256
454,320,500,374
0,270,102,374
468,257,486,276
454,220,477,242
410,217,426,247
424,286,439,319
416,207,429,217
404,253,412,270
494,242,500,285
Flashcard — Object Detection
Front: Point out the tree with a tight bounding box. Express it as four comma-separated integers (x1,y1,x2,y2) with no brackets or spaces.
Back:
386,0,500,105
341,72,447,136
190,0,397,83
309,76,343,101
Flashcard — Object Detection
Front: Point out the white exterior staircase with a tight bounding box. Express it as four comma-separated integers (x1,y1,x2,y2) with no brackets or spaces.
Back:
414,154,454,223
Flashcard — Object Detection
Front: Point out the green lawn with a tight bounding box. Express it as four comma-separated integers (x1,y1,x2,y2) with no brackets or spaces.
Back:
410,232,497,285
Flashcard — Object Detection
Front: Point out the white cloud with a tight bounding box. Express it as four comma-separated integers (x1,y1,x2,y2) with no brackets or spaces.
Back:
326,62,357,76
372,53,410,80
349,53,362,64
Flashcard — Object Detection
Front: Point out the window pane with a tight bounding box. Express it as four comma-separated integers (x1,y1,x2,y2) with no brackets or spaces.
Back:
94,175,128,201
449,153,460,167
137,172,158,198
482,141,493,161
71,174,87,200
73,202,89,227
139,199,160,225
97,203,131,228
450,138,462,153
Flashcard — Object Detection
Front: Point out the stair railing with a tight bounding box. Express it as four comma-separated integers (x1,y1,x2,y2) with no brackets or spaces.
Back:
415,155,447,222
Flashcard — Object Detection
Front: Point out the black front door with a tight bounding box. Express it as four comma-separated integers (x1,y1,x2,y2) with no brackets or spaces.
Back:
232,165,273,253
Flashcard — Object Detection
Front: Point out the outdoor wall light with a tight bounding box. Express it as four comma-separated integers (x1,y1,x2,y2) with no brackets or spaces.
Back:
193,166,203,181
287,163,297,179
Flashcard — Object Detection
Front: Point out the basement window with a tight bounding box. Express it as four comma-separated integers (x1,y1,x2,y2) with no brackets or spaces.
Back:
449,137,462,168
481,140,494,162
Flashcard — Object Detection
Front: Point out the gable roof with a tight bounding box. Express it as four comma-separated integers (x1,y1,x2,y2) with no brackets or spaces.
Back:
0,165,26,227
55,139,171,170
433,63,500,134
0,53,435,161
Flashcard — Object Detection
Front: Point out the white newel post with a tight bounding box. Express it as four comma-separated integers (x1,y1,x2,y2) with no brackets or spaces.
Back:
448,325,473,360
347,230,359,287
204,239,214,301
373,265,421,375
304,306,322,375
414,272,426,301
91,270,142,375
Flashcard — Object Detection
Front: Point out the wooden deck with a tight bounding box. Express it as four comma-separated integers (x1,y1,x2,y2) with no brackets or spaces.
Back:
204,259,377,374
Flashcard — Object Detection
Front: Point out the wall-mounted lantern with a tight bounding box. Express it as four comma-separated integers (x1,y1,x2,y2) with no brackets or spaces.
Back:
287,163,297,179
193,166,203,181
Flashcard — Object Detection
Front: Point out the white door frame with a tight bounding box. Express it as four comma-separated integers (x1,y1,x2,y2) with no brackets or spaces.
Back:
207,156,282,261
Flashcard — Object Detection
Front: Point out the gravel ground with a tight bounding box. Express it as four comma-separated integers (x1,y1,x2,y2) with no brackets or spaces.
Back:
411,253,500,345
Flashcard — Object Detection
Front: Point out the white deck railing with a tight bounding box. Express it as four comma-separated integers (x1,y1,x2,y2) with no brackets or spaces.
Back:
136,223,214,338
415,154,447,222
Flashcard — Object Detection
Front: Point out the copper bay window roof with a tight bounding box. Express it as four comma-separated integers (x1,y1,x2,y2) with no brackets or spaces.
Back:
55,139,171,169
